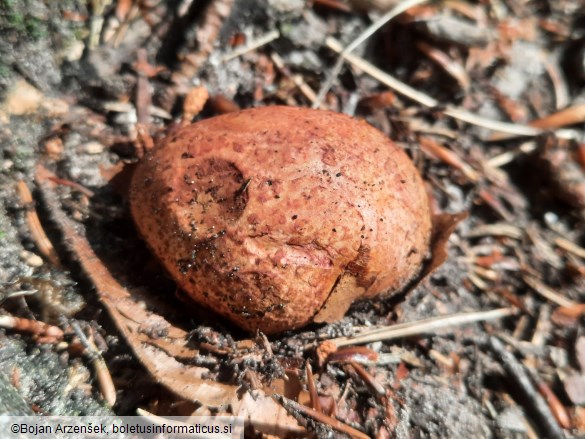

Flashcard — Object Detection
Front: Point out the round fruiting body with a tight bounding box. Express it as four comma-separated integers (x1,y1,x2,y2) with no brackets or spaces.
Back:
130,106,431,334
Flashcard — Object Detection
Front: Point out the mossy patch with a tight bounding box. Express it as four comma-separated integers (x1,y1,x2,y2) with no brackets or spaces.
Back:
0,0,48,41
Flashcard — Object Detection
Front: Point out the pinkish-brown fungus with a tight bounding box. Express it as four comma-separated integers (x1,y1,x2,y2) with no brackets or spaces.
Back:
130,106,432,334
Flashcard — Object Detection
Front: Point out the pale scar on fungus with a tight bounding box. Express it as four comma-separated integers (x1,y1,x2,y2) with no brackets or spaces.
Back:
130,106,432,334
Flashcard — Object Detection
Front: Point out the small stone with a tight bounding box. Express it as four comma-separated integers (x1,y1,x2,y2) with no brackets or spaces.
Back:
44,137,64,157
267,0,304,15
3,79,44,115
497,406,527,433
65,40,85,62
83,141,105,155
19,250,44,267
576,336,585,372
563,374,585,405
2,160,14,171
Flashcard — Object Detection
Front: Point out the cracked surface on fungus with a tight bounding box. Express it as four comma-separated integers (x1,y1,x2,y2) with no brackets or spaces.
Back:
130,106,432,334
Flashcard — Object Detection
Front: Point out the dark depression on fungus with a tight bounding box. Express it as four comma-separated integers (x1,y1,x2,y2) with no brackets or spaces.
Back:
0,1,584,438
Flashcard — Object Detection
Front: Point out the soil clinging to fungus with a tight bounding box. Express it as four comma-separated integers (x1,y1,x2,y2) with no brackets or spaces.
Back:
130,106,432,334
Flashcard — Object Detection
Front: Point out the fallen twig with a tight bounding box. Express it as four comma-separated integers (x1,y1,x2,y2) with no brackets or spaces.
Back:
529,370,572,429
274,394,370,439
488,336,565,439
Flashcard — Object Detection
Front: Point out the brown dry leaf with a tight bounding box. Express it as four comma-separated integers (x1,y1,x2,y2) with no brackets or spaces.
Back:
358,91,396,110
312,0,352,13
262,370,304,402
236,391,305,437
419,212,468,280
35,165,237,408
208,95,241,114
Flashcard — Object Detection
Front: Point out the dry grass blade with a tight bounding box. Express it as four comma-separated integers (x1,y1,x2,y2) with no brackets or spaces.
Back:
70,321,116,407
522,275,577,308
271,53,324,109
16,180,61,267
135,49,151,125
305,361,322,413
346,361,386,397
486,142,537,168
325,37,580,140
313,0,429,108
47,176,95,198
489,103,585,142
464,223,524,239
554,237,585,259
329,308,516,347
416,41,471,90
419,136,479,181
222,29,280,62
89,0,113,49
542,54,570,110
